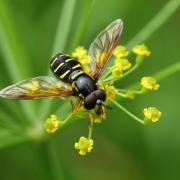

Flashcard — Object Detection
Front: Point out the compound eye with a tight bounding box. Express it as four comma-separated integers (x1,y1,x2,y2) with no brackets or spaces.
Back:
83,93,97,110
94,89,106,101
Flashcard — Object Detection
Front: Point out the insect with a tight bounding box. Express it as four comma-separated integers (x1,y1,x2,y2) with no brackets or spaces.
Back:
0,19,123,113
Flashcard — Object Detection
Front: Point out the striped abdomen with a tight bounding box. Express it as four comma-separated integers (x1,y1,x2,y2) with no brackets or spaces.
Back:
50,53,82,83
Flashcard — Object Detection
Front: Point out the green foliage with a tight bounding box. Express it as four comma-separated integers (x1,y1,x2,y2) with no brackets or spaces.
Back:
0,0,180,180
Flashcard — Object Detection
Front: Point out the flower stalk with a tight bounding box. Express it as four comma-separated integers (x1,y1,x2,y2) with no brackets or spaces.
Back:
110,99,145,125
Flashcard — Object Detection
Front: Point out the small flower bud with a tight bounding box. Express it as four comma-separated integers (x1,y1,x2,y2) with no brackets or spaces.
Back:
105,84,118,99
113,45,129,58
133,44,151,65
89,106,106,123
111,62,123,79
133,44,151,56
74,136,94,156
72,46,90,64
44,114,61,134
115,58,132,71
141,77,160,91
143,107,162,124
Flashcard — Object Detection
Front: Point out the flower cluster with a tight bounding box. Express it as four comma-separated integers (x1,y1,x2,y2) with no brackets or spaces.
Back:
72,46,91,65
74,136,94,156
111,46,131,79
104,84,118,99
113,45,129,58
44,43,162,156
133,44,151,56
44,114,61,134
141,77,160,91
89,106,106,123
143,107,162,124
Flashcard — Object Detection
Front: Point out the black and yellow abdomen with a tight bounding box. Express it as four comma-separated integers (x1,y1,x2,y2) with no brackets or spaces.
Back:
50,53,82,83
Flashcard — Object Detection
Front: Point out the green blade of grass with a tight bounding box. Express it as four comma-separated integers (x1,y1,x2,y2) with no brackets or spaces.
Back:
33,140,65,180
0,0,36,124
153,61,180,81
52,0,77,54
69,0,96,51
126,0,180,48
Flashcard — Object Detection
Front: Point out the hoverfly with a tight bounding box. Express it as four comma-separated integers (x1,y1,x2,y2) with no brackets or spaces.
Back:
0,19,123,113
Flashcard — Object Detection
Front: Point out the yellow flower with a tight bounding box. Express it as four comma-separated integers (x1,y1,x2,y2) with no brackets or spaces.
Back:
111,58,131,79
115,58,132,71
74,136,94,156
113,45,129,58
143,107,162,123
72,46,90,64
111,62,123,79
44,114,61,134
141,77,160,91
112,68,123,79
133,44,151,56
89,106,106,123
104,84,118,99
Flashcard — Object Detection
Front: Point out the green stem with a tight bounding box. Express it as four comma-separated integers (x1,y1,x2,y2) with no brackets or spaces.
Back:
62,113,73,126
103,64,139,83
0,0,32,80
110,99,144,125
153,61,180,81
126,0,180,48
69,0,96,51
103,69,112,79
34,140,64,180
121,64,139,78
127,61,180,91
117,92,127,98
103,76,115,83
88,120,94,139
118,89,143,94
52,0,76,54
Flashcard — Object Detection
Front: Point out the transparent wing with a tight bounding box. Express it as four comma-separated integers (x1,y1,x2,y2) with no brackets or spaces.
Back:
89,19,123,79
0,76,73,100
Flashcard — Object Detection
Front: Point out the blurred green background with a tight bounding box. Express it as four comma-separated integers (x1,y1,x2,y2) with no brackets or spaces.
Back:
0,0,180,180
